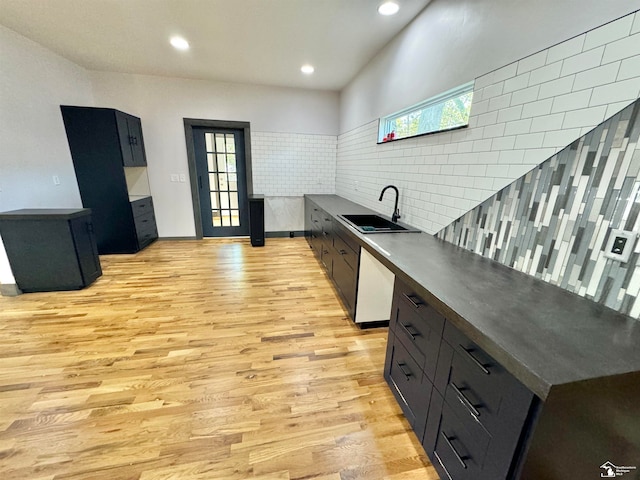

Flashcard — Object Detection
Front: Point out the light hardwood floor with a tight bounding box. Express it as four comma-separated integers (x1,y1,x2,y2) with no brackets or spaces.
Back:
0,238,438,480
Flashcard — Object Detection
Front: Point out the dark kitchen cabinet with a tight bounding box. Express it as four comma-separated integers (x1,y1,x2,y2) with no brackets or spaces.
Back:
0,209,101,292
305,198,359,319
61,106,158,254
385,277,535,480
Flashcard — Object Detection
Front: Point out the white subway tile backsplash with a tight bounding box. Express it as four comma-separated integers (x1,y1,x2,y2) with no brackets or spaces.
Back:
492,63,518,83
477,110,499,126
504,72,531,94
482,122,506,138
521,98,554,118
606,101,636,119
498,149,525,164
632,12,640,35
560,47,605,76
543,128,583,148
517,50,548,75
573,62,621,91
551,90,593,113
529,61,563,86
491,136,516,151
584,15,634,50
497,105,523,123
617,54,640,80
602,33,640,63
538,76,575,100
589,77,640,106
489,93,512,111
530,113,565,133
504,118,533,136
510,85,541,106
481,82,505,100
562,106,607,128
515,132,545,149
547,35,585,64
470,98,490,116
472,138,493,152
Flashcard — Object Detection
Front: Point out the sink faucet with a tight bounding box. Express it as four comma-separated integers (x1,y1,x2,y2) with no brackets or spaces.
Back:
379,185,401,223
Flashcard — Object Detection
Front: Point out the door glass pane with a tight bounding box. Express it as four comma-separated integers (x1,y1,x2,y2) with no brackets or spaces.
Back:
231,211,240,226
209,173,220,191
221,210,231,226
226,154,236,172
212,211,222,227
229,173,237,191
225,136,235,153
215,134,226,153
205,133,214,152
219,174,228,191
207,153,215,171
220,193,230,209
230,191,238,209
210,192,219,209
217,154,226,172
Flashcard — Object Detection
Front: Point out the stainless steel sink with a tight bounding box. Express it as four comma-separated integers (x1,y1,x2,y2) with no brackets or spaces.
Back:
338,214,421,234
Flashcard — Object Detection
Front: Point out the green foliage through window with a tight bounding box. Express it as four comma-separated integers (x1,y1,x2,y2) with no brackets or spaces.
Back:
379,82,474,142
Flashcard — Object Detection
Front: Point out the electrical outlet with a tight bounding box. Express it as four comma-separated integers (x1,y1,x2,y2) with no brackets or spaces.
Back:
179,174,186,182
604,229,637,263
170,174,179,182
53,175,60,185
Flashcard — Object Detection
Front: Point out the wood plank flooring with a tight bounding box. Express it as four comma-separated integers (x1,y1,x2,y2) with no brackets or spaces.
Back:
0,238,438,480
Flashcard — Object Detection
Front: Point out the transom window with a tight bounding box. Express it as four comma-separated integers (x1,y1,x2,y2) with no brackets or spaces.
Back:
378,81,474,142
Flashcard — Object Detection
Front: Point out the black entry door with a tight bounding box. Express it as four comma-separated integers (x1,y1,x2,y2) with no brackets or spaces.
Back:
193,127,249,237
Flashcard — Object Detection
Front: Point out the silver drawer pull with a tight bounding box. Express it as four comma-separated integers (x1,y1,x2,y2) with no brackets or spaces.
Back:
451,383,481,418
440,431,467,469
460,345,490,375
400,323,419,340
396,362,412,381
402,293,423,309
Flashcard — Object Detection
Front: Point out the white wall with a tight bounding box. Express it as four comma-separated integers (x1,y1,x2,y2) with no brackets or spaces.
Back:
336,11,640,234
0,25,94,285
340,0,640,132
89,72,339,236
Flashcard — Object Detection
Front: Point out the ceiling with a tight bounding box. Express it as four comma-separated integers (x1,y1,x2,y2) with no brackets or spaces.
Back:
0,0,431,91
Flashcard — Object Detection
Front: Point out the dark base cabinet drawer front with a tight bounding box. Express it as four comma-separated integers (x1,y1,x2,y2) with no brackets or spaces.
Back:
332,255,357,316
333,232,359,271
387,337,432,437
392,291,445,382
433,401,490,480
131,196,153,217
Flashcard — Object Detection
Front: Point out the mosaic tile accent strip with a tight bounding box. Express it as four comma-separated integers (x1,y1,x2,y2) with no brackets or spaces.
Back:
437,99,640,318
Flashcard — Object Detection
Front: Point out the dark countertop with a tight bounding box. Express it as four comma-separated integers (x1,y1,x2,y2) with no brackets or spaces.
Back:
0,208,92,220
306,194,640,400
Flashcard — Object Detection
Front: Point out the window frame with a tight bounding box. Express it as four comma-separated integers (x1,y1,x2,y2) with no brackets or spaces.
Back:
377,81,475,143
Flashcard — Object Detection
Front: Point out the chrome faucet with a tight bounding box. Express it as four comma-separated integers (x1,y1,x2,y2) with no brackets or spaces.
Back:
379,185,401,223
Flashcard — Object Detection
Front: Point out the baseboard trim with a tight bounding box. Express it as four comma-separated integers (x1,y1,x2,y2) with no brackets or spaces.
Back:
356,320,389,329
0,284,22,296
158,236,198,241
266,231,305,238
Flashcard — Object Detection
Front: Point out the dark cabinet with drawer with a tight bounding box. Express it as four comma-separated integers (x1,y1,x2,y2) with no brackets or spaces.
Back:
305,198,360,319
61,106,158,253
385,277,535,480
0,209,101,292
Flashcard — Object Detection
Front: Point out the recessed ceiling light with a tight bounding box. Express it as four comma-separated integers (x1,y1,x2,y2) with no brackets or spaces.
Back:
170,36,190,51
301,64,315,75
378,1,399,15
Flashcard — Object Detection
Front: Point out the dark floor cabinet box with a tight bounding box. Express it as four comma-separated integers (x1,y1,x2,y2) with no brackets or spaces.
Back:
0,209,102,292
385,276,640,479
61,106,158,254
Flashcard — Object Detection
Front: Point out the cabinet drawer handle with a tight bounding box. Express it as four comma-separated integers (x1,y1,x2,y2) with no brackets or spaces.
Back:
322,231,328,236
400,323,419,340
460,345,490,375
433,451,454,480
313,220,318,223
397,362,412,381
403,293,423,309
440,431,467,469
451,383,481,418
339,249,347,255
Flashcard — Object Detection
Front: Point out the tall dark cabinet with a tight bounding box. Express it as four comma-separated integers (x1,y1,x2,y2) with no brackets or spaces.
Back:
61,106,158,254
